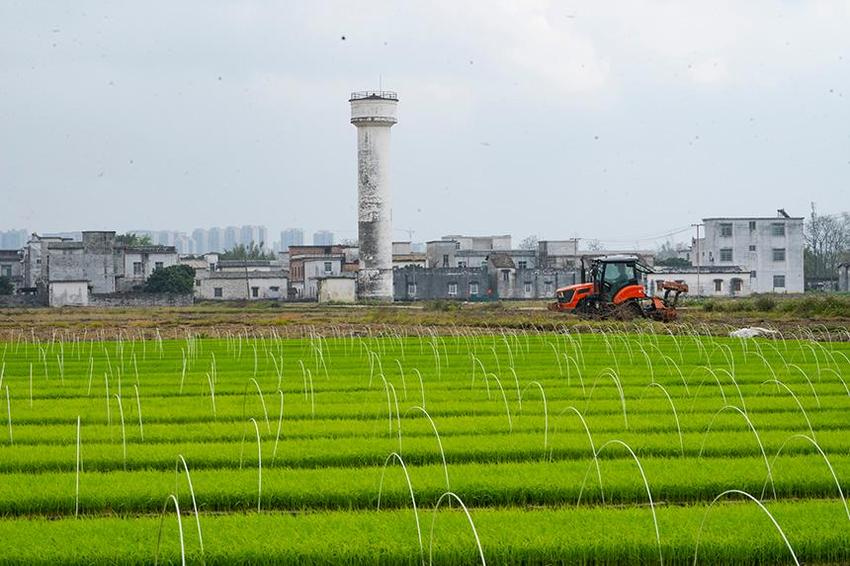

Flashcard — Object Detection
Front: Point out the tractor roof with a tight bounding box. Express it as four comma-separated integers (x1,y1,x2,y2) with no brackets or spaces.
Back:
592,254,641,263
588,254,654,273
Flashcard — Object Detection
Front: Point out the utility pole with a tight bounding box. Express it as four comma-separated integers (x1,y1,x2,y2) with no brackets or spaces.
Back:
691,223,704,296
245,257,251,300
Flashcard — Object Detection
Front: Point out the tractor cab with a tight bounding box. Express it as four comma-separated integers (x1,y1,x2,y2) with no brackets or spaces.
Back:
589,255,649,302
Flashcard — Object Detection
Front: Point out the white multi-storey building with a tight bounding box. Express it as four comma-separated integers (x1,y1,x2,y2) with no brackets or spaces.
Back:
695,211,804,294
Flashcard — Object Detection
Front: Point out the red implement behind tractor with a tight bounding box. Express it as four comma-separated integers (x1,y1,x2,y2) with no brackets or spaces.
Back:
548,255,687,321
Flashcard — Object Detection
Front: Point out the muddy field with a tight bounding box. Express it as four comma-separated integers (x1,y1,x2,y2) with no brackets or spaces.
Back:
1,301,848,340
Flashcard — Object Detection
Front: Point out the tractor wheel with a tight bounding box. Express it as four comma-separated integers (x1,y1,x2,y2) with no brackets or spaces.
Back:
613,301,643,321
575,298,599,319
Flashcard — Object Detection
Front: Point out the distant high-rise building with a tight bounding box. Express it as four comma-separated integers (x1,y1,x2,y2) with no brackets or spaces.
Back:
257,226,268,248
174,233,191,254
0,229,28,249
313,230,334,246
192,228,208,254
223,226,238,251
208,227,223,253
127,229,187,249
240,225,255,246
281,228,304,251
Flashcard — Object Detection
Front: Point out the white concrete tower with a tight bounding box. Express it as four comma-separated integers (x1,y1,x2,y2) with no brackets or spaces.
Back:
350,90,398,301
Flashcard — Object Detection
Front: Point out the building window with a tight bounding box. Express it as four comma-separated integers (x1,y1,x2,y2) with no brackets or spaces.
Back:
324,261,332,273
270,286,279,292
195,279,201,287
251,287,259,298
544,281,553,295
155,261,164,270
750,271,757,278
442,254,449,268
407,282,416,297
523,281,532,295
732,278,743,292
517,260,527,269
749,221,756,231
748,245,756,252
133,262,143,276
714,279,723,292
771,223,786,237
720,223,733,237
447,282,458,297
719,248,733,262
0,265,11,278
772,248,786,262
469,282,479,296
502,270,510,282
214,287,223,297
773,275,785,288
457,261,467,268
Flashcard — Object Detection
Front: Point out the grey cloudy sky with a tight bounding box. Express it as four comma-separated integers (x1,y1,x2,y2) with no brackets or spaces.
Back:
2,1,849,247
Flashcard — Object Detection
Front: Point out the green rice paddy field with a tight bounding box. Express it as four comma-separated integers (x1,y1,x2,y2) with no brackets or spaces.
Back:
0,325,849,564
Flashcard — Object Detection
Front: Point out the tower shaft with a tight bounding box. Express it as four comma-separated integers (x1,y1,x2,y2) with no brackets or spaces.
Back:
350,91,398,302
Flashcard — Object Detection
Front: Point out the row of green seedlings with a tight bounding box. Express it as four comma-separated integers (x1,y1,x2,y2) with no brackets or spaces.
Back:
0,333,844,453
0,338,841,464
375,444,839,566
3,322,844,402
3,319,847,375
0,330,844,444
367,360,850,510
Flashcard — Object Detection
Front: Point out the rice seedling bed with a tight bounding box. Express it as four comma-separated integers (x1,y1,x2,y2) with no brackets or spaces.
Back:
0,324,848,563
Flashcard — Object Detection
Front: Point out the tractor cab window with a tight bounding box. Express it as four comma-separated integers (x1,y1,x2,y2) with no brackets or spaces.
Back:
601,262,637,300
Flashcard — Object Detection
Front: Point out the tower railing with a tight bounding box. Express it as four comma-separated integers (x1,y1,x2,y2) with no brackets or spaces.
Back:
349,91,398,101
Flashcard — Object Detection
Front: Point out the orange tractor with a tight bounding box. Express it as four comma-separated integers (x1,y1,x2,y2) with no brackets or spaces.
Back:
549,255,687,321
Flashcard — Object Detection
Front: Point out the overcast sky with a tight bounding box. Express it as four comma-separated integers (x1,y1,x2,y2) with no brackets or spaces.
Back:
2,1,849,248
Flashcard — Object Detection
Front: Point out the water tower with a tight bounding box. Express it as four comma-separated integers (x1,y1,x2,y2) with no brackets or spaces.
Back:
350,90,398,302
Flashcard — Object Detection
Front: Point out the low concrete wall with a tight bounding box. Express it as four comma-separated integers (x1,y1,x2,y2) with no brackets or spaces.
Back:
0,294,45,308
318,278,356,303
50,281,90,307
394,266,489,301
89,293,193,307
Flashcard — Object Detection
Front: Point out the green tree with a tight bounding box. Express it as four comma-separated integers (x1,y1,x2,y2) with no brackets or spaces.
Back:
220,241,275,260
144,265,195,293
116,233,153,246
804,203,849,281
0,276,13,295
